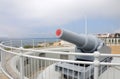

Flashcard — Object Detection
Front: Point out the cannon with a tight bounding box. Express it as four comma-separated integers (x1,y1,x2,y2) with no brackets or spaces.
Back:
56,29,103,53
56,29,111,61
55,29,112,79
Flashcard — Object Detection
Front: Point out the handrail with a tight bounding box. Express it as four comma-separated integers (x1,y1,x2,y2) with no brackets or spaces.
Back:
1,42,120,57
0,40,120,79
0,45,93,65
1,46,120,66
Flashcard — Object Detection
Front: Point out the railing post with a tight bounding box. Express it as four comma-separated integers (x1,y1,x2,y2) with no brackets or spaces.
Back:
94,51,100,79
10,40,13,51
32,39,35,49
20,47,24,79
0,46,1,62
0,46,5,67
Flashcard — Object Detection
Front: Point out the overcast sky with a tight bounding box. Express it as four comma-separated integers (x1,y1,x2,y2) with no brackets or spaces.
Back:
0,0,120,38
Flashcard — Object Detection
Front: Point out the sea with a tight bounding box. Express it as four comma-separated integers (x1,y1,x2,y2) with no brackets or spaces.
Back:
0,38,59,47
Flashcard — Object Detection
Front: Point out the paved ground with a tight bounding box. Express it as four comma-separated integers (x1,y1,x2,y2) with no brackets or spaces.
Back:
37,64,61,79
99,57,120,79
0,62,8,79
0,73,8,79
110,46,120,54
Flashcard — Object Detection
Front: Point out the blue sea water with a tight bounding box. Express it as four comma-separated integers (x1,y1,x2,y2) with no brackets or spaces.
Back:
0,38,59,47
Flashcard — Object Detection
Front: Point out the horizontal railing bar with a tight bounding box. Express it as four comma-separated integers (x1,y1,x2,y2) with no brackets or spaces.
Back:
0,44,94,56
0,47,19,55
100,53,120,57
0,47,94,65
1,45,120,66
1,43,120,57
100,62,120,66
23,54,94,64
1,42,120,57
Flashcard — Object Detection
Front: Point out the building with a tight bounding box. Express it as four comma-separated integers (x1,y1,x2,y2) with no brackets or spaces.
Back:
97,33,110,38
97,33,120,38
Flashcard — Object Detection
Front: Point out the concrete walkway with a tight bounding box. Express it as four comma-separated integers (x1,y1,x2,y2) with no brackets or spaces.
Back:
0,62,8,79
37,64,61,79
99,57,120,79
0,73,8,79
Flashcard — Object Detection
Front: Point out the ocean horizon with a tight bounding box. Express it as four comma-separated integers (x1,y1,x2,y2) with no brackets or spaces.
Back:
0,38,59,47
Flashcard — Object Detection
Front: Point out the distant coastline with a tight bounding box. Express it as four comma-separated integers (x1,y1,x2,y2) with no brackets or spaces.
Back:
0,38,59,47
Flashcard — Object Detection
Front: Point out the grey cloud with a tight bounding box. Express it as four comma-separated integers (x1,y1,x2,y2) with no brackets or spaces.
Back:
0,0,120,37
1,0,119,23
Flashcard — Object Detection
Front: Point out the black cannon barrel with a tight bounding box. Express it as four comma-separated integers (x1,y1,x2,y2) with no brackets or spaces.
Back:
56,29,103,53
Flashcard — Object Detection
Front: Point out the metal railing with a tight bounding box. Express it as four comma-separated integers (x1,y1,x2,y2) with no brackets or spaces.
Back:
0,39,120,79
100,38,120,46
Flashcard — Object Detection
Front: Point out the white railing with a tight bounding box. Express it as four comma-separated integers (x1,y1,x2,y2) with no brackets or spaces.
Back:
0,39,120,79
100,38,120,46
